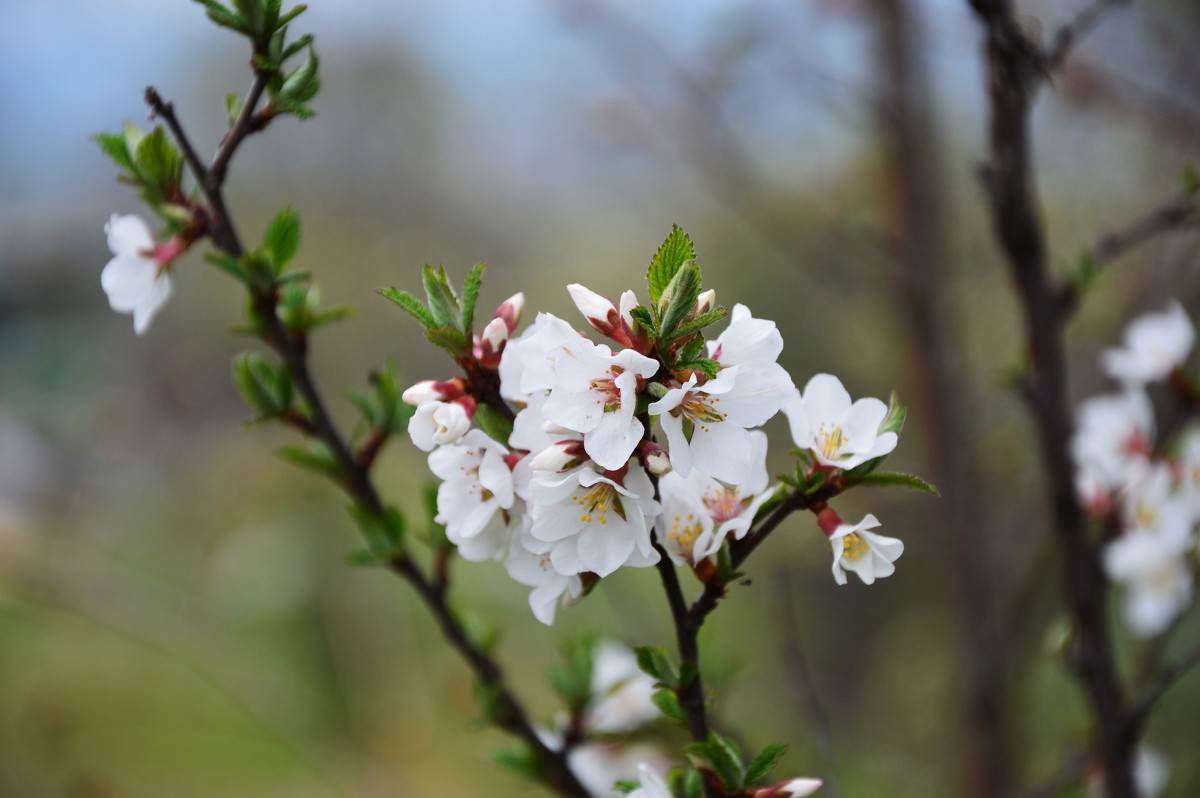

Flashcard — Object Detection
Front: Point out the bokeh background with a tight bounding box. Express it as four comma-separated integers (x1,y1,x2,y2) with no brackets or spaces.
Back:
2,0,1199,796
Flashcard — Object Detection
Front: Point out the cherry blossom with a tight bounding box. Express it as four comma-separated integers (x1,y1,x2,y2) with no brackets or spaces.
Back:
784,374,897,471
624,763,673,798
101,214,181,335
505,527,583,625
827,514,904,586
1103,529,1194,637
499,312,582,402
1071,391,1154,498
408,400,471,451
586,641,659,734
428,430,515,555
708,303,795,400
1102,300,1194,386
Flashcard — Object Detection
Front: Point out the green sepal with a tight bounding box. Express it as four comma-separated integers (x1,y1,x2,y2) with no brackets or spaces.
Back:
745,743,788,785
851,471,940,496
378,287,438,329
670,305,728,341
684,732,746,793
879,391,906,437
492,746,545,780
460,262,486,336
634,646,680,689
474,404,514,446
263,206,301,271
232,352,292,422
647,224,696,307
422,265,463,330
277,440,342,479
347,503,407,560
657,263,703,340
651,688,687,726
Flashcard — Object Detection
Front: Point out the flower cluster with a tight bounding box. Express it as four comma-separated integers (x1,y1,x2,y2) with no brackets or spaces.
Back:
400,231,909,625
1071,301,1200,637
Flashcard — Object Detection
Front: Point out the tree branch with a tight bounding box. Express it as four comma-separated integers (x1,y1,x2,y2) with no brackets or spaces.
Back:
1127,638,1200,734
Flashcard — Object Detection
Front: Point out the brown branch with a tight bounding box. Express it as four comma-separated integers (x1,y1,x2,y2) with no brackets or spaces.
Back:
1127,638,1200,734
210,70,271,186
146,83,591,798
966,1,1136,794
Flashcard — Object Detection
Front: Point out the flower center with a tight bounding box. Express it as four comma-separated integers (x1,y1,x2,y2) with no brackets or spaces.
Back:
1133,501,1158,529
574,483,620,525
680,392,727,431
703,487,744,523
817,422,848,459
668,512,704,556
840,532,870,562
590,367,625,412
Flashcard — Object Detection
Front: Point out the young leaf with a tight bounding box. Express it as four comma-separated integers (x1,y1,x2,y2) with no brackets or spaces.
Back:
474,404,514,446
134,127,183,191
658,263,703,339
263,206,301,269
95,131,136,173
422,264,462,330
280,45,320,104
634,646,679,689
378,287,437,328
347,503,406,559
669,305,728,340
192,0,247,33
425,324,469,356
460,262,486,335
745,743,789,785
627,305,657,337
685,732,745,793
277,440,342,479
853,471,940,495
648,225,696,306
651,689,687,726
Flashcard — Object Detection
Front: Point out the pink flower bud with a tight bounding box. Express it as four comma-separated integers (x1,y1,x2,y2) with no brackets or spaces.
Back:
619,290,639,327
402,377,467,405
753,778,823,798
476,317,510,369
529,440,588,472
641,440,672,476
568,283,615,323
494,292,525,333
815,506,842,538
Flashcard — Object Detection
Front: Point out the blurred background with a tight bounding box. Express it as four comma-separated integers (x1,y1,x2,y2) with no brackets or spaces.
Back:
2,0,1200,795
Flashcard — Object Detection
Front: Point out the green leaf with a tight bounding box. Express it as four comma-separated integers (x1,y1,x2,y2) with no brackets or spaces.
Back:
192,0,247,32
474,404,514,446
613,780,639,795
134,126,183,191
745,743,788,785
263,206,301,270
682,769,704,798
853,470,940,495
492,746,544,779
460,262,486,335
675,358,720,379
277,3,308,29
277,440,342,479
675,335,705,366
232,352,292,421
752,485,790,523
634,646,679,689
280,45,320,104
378,287,437,328
425,324,469,356
651,689,687,725
879,391,906,437
685,733,745,793
206,252,248,282
224,93,244,127
95,131,135,173
422,265,462,330
347,504,406,559
658,263,703,339
628,305,657,336
648,225,696,306
670,305,728,340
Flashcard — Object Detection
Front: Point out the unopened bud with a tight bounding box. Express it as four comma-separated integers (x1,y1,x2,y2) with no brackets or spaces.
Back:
694,289,716,315
494,292,525,333
641,441,672,476
529,440,587,472
476,317,510,369
567,283,615,324
815,506,842,538
619,290,639,327
752,779,823,798
402,377,466,405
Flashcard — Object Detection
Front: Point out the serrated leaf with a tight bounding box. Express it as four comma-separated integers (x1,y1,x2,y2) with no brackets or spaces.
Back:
279,32,313,62
422,265,462,330
658,263,703,339
192,0,247,32
628,305,657,336
263,206,301,269
134,127,183,191
685,733,745,793
95,131,135,173
675,335,705,366
648,225,696,306
460,262,486,335
854,471,940,495
651,689,687,725
348,503,406,558
378,287,437,328
745,743,788,785
670,305,728,340
676,358,720,379
474,404,514,445
425,324,469,356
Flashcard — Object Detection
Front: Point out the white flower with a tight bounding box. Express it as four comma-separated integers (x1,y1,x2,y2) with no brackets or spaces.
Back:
586,642,659,734
542,339,659,471
1103,529,1193,637
499,312,582,402
829,514,904,585
624,763,672,798
708,303,795,396
1120,463,1193,542
528,463,661,578
1071,391,1154,497
657,430,773,565
1102,300,1194,386
428,430,515,558
649,367,782,485
101,214,177,335
568,748,671,798
505,526,583,624
783,374,897,471
408,400,471,451
1134,745,1170,798
753,779,824,798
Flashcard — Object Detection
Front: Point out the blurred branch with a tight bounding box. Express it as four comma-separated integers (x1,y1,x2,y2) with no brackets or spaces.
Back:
1127,638,1200,734
1060,192,1200,314
965,0,1136,794
1046,0,1129,71
145,80,592,798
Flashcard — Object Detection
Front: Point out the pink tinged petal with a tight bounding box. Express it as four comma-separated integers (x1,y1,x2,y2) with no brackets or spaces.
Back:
690,422,753,484
131,272,172,335
568,283,615,323
105,213,154,254
802,373,852,425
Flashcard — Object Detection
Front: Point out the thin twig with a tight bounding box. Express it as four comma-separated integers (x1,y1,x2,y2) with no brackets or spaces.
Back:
1127,639,1200,733
146,82,591,798
1046,0,1128,71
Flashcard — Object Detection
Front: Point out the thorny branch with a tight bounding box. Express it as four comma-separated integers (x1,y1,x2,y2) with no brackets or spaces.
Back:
145,79,591,798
